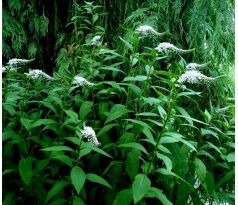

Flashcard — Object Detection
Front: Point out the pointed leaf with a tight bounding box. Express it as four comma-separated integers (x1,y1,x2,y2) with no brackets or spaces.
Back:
19,157,33,185
145,187,173,205
45,180,69,204
118,143,148,155
132,174,151,204
41,146,74,152
195,158,207,183
113,189,132,205
86,173,112,189
71,166,86,194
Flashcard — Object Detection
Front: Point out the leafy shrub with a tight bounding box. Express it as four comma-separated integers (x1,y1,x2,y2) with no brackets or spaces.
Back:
2,2,234,205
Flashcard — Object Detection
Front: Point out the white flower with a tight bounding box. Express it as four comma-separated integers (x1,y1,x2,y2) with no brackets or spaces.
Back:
91,35,102,46
155,42,194,54
25,69,53,80
2,65,17,72
135,25,158,35
7,58,35,66
178,70,214,84
72,76,94,87
81,126,100,146
186,62,209,70
155,42,181,53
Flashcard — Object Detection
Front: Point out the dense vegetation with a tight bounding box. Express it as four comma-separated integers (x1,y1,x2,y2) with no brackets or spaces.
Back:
2,1,234,205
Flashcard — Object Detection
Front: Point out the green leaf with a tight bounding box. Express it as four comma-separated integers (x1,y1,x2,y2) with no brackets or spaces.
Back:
204,172,215,195
83,143,113,158
158,105,167,119
65,110,79,122
99,66,125,74
119,83,142,96
20,118,34,131
215,169,235,190
3,192,14,205
80,101,93,120
51,154,73,167
97,123,118,137
19,157,33,185
119,36,133,50
118,143,148,155
71,166,86,194
195,158,207,183
126,119,154,132
2,169,16,176
105,105,127,124
201,128,219,140
92,13,98,23
45,180,69,204
226,152,235,162
145,187,173,205
132,174,151,204
41,146,74,152
175,106,193,126
86,173,112,189
34,159,49,174
126,149,140,181
162,132,197,152
73,196,86,205
142,127,155,142
33,100,57,114
66,137,82,146
136,112,159,117
31,119,57,129
156,152,172,171
204,109,212,122
112,189,132,205
123,75,148,82
49,198,67,205
157,169,192,187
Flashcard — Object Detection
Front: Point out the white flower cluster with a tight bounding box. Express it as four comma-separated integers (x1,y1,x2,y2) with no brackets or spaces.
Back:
91,35,102,46
178,70,214,84
25,69,54,80
186,63,200,70
155,42,181,53
186,63,208,70
81,126,101,146
72,76,94,87
2,65,17,73
135,25,159,35
7,58,35,66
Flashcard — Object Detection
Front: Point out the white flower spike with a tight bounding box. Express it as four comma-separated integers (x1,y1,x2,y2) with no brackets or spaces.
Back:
25,69,54,80
178,70,214,84
135,25,167,36
2,65,17,73
7,58,35,66
186,62,210,70
91,35,102,46
155,42,195,54
81,126,101,146
72,76,94,87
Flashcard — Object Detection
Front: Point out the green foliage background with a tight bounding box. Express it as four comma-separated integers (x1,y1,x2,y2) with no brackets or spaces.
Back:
2,0,234,205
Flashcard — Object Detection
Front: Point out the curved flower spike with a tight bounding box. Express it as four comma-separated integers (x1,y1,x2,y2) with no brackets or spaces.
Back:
7,58,35,66
155,42,195,54
186,62,211,70
91,35,102,46
81,126,101,146
178,70,214,84
72,76,94,87
25,69,54,80
2,65,17,73
135,25,168,36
